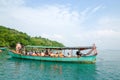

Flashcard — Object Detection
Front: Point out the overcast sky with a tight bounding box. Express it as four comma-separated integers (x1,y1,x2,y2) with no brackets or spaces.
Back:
0,0,120,50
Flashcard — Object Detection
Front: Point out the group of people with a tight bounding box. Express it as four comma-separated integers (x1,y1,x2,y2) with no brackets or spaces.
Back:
15,42,97,57
26,50,64,57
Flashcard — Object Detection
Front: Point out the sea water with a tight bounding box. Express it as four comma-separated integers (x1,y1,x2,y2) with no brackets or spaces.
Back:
0,49,120,80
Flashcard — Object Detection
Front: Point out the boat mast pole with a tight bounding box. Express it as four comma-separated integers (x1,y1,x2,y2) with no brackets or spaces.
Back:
64,49,65,55
71,49,73,56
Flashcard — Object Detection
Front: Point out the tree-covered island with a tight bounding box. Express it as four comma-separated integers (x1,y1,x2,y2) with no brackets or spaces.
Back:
0,25,64,48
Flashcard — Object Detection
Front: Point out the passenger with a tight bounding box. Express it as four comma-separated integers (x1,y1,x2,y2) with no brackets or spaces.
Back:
59,52,64,57
41,52,45,56
35,51,39,56
54,52,59,57
37,52,41,56
67,52,72,57
22,50,26,55
45,50,49,56
16,42,22,53
49,52,55,57
29,51,33,55
76,50,82,57
32,52,37,56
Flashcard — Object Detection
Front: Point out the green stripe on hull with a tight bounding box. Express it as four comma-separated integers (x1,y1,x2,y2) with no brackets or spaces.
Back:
0,47,7,51
8,51,96,63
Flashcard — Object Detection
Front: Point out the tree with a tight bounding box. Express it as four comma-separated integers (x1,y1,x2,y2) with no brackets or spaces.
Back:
0,25,64,48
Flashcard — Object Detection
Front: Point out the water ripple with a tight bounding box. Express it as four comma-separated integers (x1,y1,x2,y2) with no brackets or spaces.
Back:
0,50,120,80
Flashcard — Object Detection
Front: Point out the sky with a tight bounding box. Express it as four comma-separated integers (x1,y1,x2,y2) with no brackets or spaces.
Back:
0,0,120,50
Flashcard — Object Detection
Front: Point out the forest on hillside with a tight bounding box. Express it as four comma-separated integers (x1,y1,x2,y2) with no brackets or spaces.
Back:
0,26,64,48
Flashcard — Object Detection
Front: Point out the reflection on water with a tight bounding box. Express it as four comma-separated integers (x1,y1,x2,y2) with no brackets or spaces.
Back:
7,58,97,80
1,50,120,80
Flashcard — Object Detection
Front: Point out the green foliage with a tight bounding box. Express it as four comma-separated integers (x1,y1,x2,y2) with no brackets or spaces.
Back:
0,25,64,48
30,37,64,47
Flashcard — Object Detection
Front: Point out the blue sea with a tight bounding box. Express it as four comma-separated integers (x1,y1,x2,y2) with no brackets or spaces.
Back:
0,49,120,80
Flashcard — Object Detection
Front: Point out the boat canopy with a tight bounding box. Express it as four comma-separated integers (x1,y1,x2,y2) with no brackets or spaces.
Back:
25,45,93,50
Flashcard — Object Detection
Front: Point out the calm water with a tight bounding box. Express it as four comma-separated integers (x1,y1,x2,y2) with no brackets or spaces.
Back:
0,50,120,80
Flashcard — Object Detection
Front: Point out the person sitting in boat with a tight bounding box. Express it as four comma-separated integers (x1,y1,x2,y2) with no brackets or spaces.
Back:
49,52,55,57
67,50,72,57
76,50,82,57
37,51,41,56
16,42,22,53
67,52,72,57
54,52,59,57
27,50,33,55
45,50,49,56
58,52,64,57
41,52,45,56
31,51,38,56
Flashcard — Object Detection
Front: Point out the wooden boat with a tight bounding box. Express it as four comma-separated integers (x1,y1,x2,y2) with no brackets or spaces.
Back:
0,47,7,53
8,45,98,63
0,47,7,51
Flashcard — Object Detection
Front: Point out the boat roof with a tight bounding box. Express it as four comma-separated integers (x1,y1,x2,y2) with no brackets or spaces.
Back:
25,45,93,50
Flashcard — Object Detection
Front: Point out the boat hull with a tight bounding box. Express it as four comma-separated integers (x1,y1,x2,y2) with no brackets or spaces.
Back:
8,51,96,63
0,47,7,51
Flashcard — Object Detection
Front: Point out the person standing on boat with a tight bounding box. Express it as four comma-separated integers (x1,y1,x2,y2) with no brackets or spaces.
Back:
16,42,22,53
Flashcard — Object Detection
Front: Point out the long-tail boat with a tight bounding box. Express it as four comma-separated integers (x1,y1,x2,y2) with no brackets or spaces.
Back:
8,44,98,63
0,47,7,53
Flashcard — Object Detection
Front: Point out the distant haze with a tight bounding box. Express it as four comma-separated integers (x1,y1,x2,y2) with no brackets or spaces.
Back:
0,0,120,50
